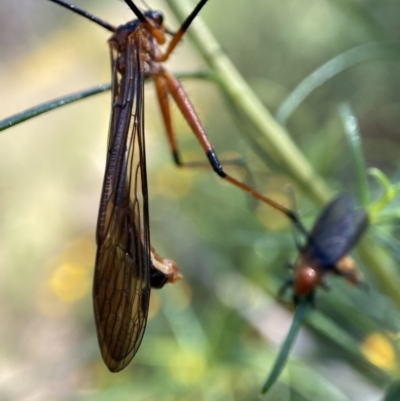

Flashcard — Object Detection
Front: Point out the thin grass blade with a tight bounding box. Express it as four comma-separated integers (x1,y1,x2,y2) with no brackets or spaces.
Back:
261,298,309,394
339,103,369,206
0,84,111,132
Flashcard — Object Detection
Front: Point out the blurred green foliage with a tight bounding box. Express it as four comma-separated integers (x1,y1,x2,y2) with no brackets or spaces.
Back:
0,0,400,400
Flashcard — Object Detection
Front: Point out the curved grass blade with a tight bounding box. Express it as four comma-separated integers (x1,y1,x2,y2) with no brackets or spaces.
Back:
339,103,369,206
0,83,111,131
261,298,309,394
276,42,400,125
368,168,400,222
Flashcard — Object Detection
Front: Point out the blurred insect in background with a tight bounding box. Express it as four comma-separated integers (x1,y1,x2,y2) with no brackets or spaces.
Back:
280,193,368,305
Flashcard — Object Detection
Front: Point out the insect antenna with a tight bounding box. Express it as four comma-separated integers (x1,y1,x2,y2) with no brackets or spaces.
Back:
47,0,116,32
124,0,148,23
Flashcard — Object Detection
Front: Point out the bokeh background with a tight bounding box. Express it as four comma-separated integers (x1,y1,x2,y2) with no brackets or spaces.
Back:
1,0,400,400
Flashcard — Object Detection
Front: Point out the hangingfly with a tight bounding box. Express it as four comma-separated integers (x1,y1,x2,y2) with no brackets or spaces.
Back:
47,0,217,372
280,193,368,305
46,0,316,372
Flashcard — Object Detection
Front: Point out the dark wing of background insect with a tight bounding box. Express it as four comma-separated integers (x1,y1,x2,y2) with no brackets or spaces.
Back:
93,29,151,373
303,194,369,268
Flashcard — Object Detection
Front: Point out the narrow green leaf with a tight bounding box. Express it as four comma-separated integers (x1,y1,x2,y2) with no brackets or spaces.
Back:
261,298,309,394
276,42,400,125
0,83,111,131
339,103,369,206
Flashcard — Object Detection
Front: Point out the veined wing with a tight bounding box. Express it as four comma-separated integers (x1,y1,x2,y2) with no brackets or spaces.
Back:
303,193,368,267
93,30,150,373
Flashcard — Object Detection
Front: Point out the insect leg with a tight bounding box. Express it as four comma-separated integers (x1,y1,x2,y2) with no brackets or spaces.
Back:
278,278,294,300
161,70,307,234
157,0,210,62
286,186,304,251
153,74,255,187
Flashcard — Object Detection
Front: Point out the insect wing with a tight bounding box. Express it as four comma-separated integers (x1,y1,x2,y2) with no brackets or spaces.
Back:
93,33,151,372
303,194,368,267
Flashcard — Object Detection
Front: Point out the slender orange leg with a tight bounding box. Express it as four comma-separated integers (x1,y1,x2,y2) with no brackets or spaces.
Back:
155,0,210,61
153,74,254,182
154,75,178,163
153,70,308,237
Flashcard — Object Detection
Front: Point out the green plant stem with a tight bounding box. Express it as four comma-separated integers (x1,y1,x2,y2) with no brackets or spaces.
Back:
165,0,400,309
0,84,111,131
0,72,214,132
261,299,309,393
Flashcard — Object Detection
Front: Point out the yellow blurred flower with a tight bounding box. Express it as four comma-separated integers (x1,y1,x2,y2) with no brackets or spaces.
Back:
36,235,95,315
48,262,91,302
361,333,396,371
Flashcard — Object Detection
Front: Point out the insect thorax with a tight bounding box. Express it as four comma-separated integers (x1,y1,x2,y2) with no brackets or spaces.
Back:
109,22,164,77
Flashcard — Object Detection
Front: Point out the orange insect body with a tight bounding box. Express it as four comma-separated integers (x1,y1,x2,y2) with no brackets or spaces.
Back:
110,14,165,76
293,256,324,297
293,254,363,297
